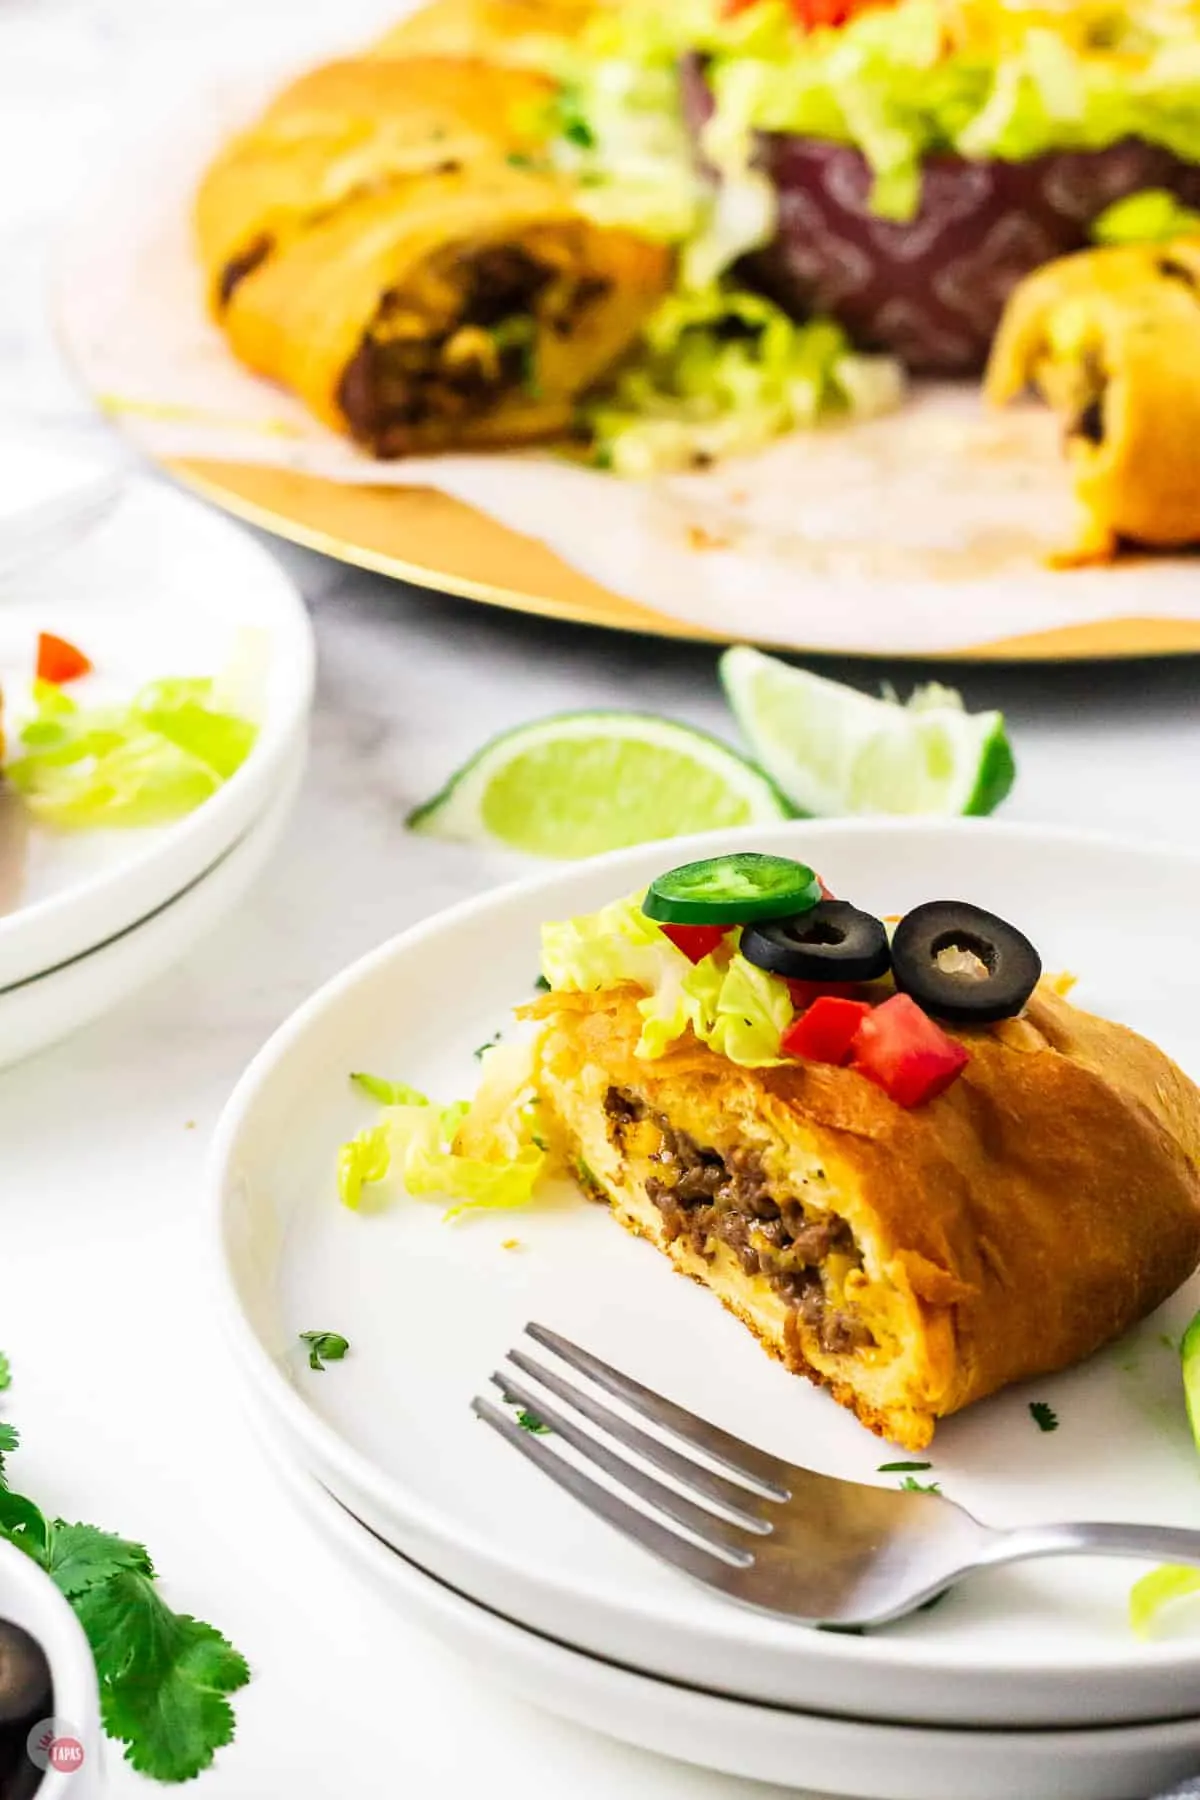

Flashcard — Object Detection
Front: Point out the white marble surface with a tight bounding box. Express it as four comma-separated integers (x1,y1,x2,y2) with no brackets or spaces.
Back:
1,3,1200,1798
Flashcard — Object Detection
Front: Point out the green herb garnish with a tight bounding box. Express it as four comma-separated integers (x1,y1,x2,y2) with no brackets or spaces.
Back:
516,1409,550,1436
0,1352,10,1393
0,1361,247,1781
534,974,551,992
878,1461,932,1473
474,1033,502,1060
899,1476,942,1494
562,115,595,150
1029,1401,1059,1433
299,1331,351,1372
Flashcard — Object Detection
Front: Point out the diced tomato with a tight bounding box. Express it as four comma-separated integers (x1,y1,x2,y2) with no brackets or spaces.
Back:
662,923,726,964
36,632,92,685
788,0,883,27
782,995,872,1065
721,0,760,15
786,978,869,1010
849,994,969,1108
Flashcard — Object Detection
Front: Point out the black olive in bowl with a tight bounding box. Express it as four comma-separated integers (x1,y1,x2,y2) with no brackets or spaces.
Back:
891,901,1042,1024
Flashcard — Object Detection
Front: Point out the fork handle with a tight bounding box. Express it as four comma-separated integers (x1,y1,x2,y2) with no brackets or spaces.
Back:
987,1521,1200,1568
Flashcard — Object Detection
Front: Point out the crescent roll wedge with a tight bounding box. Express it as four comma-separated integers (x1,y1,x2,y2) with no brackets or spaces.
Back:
371,0,598,61
531,983,1200,1450
985,240,1200,561
196,56,670,454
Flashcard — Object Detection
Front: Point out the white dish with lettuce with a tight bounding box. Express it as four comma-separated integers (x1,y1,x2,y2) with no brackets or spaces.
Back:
0,471,314,990
211,817,1200,1736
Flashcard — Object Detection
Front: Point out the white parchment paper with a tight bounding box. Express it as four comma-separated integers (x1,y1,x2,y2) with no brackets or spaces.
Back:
55,76,1200,654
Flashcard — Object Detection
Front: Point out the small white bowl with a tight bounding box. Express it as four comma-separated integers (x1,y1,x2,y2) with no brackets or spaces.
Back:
0,1536,102,1799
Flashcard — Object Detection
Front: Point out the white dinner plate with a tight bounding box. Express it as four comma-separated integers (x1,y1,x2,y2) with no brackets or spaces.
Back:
0,469,314,988
266,1426,1200,1800
210,820,1200,1730
0,757,300,1069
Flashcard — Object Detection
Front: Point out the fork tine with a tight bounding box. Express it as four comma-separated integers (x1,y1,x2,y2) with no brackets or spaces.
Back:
525,1323,791,1499
506,1348,773,1532
486,1372,756,1565
472,1396,751,1580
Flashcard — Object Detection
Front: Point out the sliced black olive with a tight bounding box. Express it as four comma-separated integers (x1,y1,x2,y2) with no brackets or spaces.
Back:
890,901,1041,1024
741,901,891,984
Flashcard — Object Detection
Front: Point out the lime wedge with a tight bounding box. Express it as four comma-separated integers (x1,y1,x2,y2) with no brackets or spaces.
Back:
407,711,795,858
719,646,1015,818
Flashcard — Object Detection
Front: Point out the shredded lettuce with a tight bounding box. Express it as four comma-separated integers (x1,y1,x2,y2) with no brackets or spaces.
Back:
337,1046,548,1219
5,676,258,828
1130,1564,1200,1638
541,891,795,1065
583,283,902,475
580,0,1200,223
1092,187,1200,244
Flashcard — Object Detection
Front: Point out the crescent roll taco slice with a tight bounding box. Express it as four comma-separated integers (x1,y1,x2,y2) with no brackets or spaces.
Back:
986,240,1200,562
196,55,670,456
426,855,1200,1452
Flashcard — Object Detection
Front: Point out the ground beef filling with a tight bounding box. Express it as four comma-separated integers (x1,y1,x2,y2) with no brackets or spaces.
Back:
218,233,273,309
604,1087,874,1358
336,242,612,454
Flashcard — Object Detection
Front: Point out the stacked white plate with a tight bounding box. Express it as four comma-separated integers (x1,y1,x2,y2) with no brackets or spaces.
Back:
0,451,314,1065
209,821,1200,1800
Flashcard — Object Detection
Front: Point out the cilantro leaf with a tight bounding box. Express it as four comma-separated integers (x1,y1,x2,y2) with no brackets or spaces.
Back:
516,1409,550,1436
1029,1401,1059,1433
899,1476,942,1494
0,1351,10,1392
300,1331,350,1372
45,1522,152,1599
473,1033,502,1060
878,1461,931,1473
0,1488,47,1555
0,1421,18,1491
533,974,550,993
73,1571,249,1782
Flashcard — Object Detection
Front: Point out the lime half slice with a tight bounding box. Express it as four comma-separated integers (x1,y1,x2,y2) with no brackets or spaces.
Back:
720,646,1015,818
407,711,795,858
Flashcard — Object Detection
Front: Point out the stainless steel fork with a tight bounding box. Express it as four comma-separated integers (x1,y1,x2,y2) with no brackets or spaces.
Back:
473,1323,1200,1628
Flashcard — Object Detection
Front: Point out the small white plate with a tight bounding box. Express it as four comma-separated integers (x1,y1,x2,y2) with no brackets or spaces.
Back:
0,437,121,581
267,1428,1200,1800
0,756,300,1069
210,821,1200,1731
0,471,314,988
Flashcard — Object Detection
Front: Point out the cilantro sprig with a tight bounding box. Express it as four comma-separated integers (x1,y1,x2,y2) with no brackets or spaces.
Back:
300,1331,350,1372
0,1356,248,1782
1029,1401,1059,1433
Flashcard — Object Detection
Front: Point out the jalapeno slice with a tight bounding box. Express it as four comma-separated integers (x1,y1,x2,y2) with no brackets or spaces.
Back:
643,853,823,926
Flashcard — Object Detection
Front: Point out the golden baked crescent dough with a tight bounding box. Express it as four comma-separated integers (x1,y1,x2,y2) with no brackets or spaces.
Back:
985,240,1200,561
371,0,598,60
195,58,556,317
196,56,670,455
531,983,1200,1450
